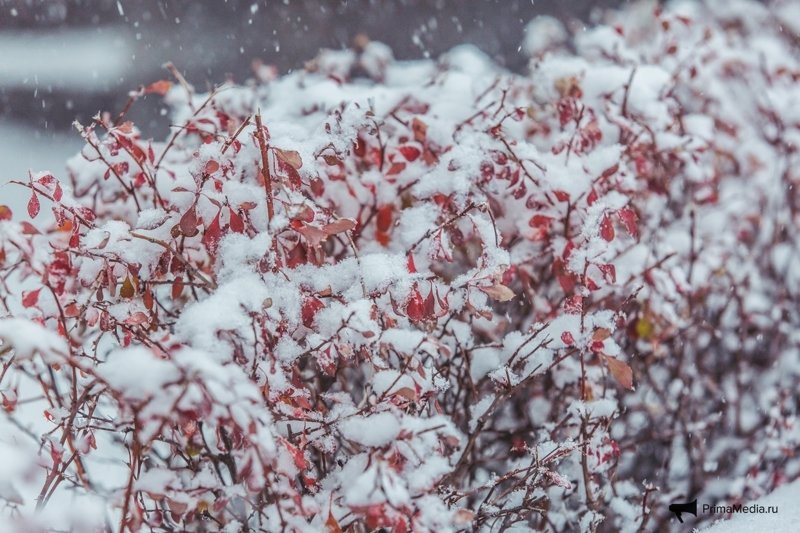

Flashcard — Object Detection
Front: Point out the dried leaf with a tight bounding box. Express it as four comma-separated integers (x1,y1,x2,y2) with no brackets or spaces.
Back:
481,283,515,302
605,356,634,390
592,328,612,342
394,387,417,401
124,312,149,326
274,148,303,170
298,224,327,248
120,276,136,299
411,117,428,143
0,205,12,221
322,218,357,235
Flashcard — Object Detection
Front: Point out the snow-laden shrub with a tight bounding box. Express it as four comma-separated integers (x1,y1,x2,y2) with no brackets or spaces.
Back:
1,1,799,531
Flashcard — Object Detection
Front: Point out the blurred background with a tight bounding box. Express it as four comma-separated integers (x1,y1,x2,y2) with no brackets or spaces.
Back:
0,0,621,217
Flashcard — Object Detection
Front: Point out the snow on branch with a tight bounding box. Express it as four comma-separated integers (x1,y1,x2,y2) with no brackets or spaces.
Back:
1,1,799,531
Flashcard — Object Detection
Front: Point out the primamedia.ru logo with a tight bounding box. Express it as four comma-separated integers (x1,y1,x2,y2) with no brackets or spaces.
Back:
703,502,778,514
668,497,779,524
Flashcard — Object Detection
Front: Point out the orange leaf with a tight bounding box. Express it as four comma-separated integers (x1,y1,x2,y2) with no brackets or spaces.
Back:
143,80,173,95
326,512,343,533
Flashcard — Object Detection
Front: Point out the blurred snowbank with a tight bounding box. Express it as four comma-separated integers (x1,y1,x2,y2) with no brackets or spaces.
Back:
0,122,79,222
0,28,131,89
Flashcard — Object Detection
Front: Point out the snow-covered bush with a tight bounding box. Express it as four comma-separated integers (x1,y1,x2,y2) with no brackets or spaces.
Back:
1,1,799,531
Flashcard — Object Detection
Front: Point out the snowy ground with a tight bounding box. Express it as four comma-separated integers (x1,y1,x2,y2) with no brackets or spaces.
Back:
702,480,800,533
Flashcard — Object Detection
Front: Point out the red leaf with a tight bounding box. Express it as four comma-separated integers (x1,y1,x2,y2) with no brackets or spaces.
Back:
600,213,615,242
561,331,575,346
302,297,325,328
528,214,553,228
28,192,40,219
553,257,576,293
282,438,307,470
179,206,199,237
553,190,570,202
423,287,435,316
376,205,393,233
22,288,41,308
53,182,63,202
618,207,638,238
143,287,154,310
600,163,619,180
385,161,407,176
298,224,327,248
587,189,598,206
599,263,616,284
171,277,185,299
202,211,222,254
37,174,56,186
229,208,244,233
0,205,12,221
528,214,553,241
398,145,421,162
564,295,583,314
407,253,417,273
286,242,308,268
406,287,425,322
281,161,303,190
204,160,220,174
